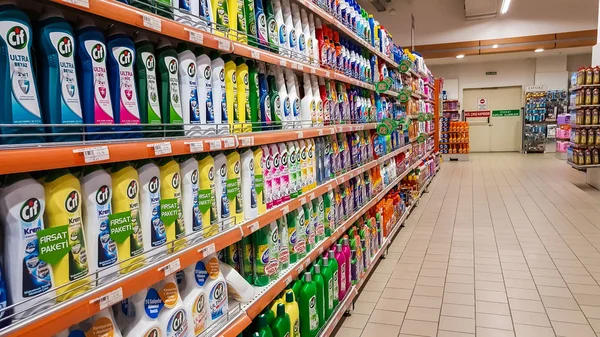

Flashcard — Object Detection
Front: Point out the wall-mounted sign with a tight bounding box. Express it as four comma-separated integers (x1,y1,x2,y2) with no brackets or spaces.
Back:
477,97,488,110
492,109,520,117
465,110,491,118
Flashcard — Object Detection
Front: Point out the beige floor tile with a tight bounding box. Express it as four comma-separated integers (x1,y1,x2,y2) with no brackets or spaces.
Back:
537,286,573,298
375,298,409,312
588,318,600,332
534,276,567,288
439,316,476,333
342,314,371,329
447,273,475,284
333,327,363,337
476,280,506,292
361,323,402,337
410,295,443,309
582,306,600,320
368,309,405,326
508,298,546,313
419,268,447,278
504,278,537,290
574,293,600,306
551,321,596,337
476,327,516,337
476,313,514,330
405,306,440,322
413,285,444,297
437,331,475,337
477,301,511,315
476,272,505,282
442,303,476,318
562,274,598,285
364,281,387,292
513,324,555,337
445,282,475,294
541,296,580,310
511,310,551,327
386,278,416,289
400,319,439,337
381,288,412,300
569,284,600,296
353,301,377,315
546,308,589,324
357,290,382,303
447,266,475,275
417,276,446,287
506,287,541,301
476,290,509,303
444,292,476,305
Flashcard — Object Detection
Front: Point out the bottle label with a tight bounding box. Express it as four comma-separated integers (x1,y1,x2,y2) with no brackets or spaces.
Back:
231,69,239,122
261,93,272,124
179,0,192,12
289,28,296,49
49,32,82,124
192,293,207,335
293,97,300,119
64,190,90,281
166,309,188,337
94,185,117,268
278,24,287,47
271,153,281,202
309,295,318,330
188,169,202,232
19,197,52,297
165,56,184,124
219,68,228,122
141,52,162,124
339,263,346,292
143,327,161,337
215,0,230,33
247,0,257,37
267,18,277,46
145,176,166,247
328,278,334,309
305,215,314,245
84,40,114,123
210,280,228,320
279,150,289,196
180,58,200,124
128,180,145,256
219,163,230,218
145,288,164,318
298,32,305,52
169,173,186,239
257,13,268,43
197,62,214,123
248,158,258,209
332,269,339,297
111,46,140,124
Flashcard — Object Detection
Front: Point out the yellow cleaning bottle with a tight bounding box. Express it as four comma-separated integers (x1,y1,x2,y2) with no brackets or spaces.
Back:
226,150,244,225
236,57,250,133
42,169,90,301
254,147,266,215
158,158,187,252
198,153,219,237
110,162,145,274
223,55,238,132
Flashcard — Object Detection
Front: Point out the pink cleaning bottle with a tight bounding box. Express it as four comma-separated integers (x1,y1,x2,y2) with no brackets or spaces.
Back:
335,243,347,300
269,143,282,206
342,238,351,292
262,145,273,209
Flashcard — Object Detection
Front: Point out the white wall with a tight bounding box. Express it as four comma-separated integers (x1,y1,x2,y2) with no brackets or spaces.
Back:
535,56,568,90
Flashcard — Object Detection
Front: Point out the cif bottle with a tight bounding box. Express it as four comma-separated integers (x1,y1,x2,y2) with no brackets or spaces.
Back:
223,55,238,133
284,69,299,128
264,0,279,52
156,274,190,337
106,27,141,138
226,150,244,224
134,33,162,137
212,0,230,37
0,174,55,318
80,166,118,281
0,3,43,144
334,244,346,299
313,264,325,328
321,257,334,319
254,0,268,48
137,160,167,258
76,19,113,140
36,8,82,142
213,152,230,221
311,75,323,125
70,308,123,337
261,145,272,209
120,288,161,337
285,141,297,199
271,303,290,337
274,67,290,128
247,60,260,131
245,0,258,46
179,155,202,236
195,47,214,131
281,0,295,57
299,272,319,337
177,43,201,136
198,153,219,237
258,62,272,130
300,9,311,63
327,250,339,306
253,147,267,214
308,13,318,65
110,163,145,273
278,142,290,202
156,39,184,137
178,262,209,335
291,3,304,59
272,0,287,55
269,144,281,206
210,51,227,130
158,158,186,252
267,70,282,129
236,57,251,132
300,73,313,128
284,291,300,337
277,217,289,269
43,169,90,301
241,148,258,220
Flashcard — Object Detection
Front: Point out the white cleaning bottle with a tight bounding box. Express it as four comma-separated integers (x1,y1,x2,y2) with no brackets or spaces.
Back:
281,0,295,58
269,143,282,206
278,142,290,202
311,75,323,125
71,308,123,337
210,52,226,131
309,14,318,65
177,44,200,136
291,3,304,59
213,152,230,221
198,254,228,328
275,67,291,128
121,287,162,337
179,156,202,237
241,148,258,220
300,9,311,64
284,69,300,128
156,274,189,337
273,0,287,56
300,73,313,128
80,166,118,281
195,48,214,133
0,174,55,318
137,160,167,259
178,262,209,336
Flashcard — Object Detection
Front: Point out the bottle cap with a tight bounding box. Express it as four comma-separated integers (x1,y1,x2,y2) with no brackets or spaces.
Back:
286,290,295,302
304,271,312,282
323,257,329,266
315,264,321,274
277,303,286,316
337,243,343,251
328,250,335,259
257,314,268,327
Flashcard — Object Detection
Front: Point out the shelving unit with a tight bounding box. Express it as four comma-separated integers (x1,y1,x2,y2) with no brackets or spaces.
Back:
567,76,600,167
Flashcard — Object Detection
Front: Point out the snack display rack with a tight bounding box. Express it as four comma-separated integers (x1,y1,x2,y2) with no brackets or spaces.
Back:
568,67,600,169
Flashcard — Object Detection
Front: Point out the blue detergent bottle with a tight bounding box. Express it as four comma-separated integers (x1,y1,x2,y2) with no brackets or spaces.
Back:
0,2,44,144
106,26,141,138
75,18,114,140
36,7,83,142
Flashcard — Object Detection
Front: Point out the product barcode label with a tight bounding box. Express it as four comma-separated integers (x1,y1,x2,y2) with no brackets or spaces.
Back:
280,59,287,67
318,246,324,255
299,197,307,205
325,71,330,78
248,221,260,233
223,137,236,148
240,136,255,147
208,139,222,150
142,13,162,31
308,192,315,200
327,184,333,191
296,265,304,275
304,259,311,268
93,287,123,310
162,258,181,276
186,141,204,153
187,29,204,44
318,129,323,136
148,142,172,156
217,38,231,51
297,64,304,71
200,243,216,257
74,146,110,163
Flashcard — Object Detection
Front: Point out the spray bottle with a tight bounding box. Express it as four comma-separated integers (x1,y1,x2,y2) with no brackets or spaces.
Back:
290,3,302,58
267,69,282,129
264,0,279,52
311,75,323,125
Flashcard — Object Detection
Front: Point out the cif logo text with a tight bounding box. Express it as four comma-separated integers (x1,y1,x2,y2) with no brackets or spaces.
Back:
118,49,133,67
127,180,139,199
7,26,27,49
172,173,180,189
92,43,105,62
169,59,178,74
57,36,73,58
149,176,160,194
65,190,80,213
20,198,41,223
146,55,155,71
96,185,110,205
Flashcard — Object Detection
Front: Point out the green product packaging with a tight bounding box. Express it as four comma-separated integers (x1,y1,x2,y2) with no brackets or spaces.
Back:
252,225,270,286
291,279,303,303
241,236,254,283
226,242,241,272
299,272,319,337
351,250,357,286
284,290,300,337
312,198,323,243
313,265,326,328
327,251,339,309
286,211,298,264
271,304,291,337
134,34,163,137
321,257,334,320
156,40,184,136
245,0,258,46
278,217,290,270
257,314,274,337
268,74,282,128
295,208,307,258
264,0,279,52
247,61,261,131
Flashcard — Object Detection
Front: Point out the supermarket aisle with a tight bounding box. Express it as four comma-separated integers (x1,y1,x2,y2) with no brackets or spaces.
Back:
335,153,600,337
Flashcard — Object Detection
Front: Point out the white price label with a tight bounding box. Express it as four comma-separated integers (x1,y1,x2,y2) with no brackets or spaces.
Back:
318,246,324,255
200,243,216,257
186,141,204,153
325,71,330,77
240,136,255,147
304,260,311,268
318,129,323,136
330,237,337,245
311,68,316,74
299,197,307,205
208,139,222,150
281,205,290,214
142,13,162,31
285,275,293,285
291,63,297,70
74,146,110,163
308,192,315,200
296,131,304,139
248,221,260,233
148,142,172,156
64,0,89,7
339,176,345,184
327,184,333,191
91,287,123,310
330,128,336,135
223,137,236,148
251,50,261,60
280,59,287,67
297,64,304,71
162,258,181,276
187,29,204,44
217,38,231,51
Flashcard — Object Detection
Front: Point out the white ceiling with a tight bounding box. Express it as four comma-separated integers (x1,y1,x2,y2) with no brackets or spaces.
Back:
357,0,599,47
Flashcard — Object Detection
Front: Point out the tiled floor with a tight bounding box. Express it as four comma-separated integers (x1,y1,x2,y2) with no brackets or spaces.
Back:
334,153,600,337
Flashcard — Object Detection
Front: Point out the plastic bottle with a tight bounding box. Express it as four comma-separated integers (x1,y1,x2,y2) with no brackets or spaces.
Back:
36,8,82,142
320,257,334,319
223,55,238,133
197,153,218,237
272,0,287,55
310,75,323,125
277,217,289,269
334,244,346,300
241,148,259,220
194,47,214,132
211,153,229,224
80,166,118,281
267,71,282,130
291,3,303,59
313,264,326,328
300,9,311,63
0,174,55,317
156,39,184,136
137,160,167,259
257,314,273,337
327,250,339,306
212,0,230,37
70,308,123,337
278,142,290,202
271,303,290,337
43,169,90,301
342,238,351,291
179,156,202,237
236,57,251,132
260,145,273,209
75,19,113,140
303,203,314,252
257,62,272,130
274,66,290,128
121,287,162,337
247,60,260,131
285,142,297,199
308,14,318,66
110,163,145,273
177,43,200,136
299,272,319,337
300,73,313,128
210,51,227,129
284,69,300,128
134,33,162,137
295,207,307,258
226,150,244,224
177,262,209,335
155,274,189,337
158,158,186,252
252,147,266,215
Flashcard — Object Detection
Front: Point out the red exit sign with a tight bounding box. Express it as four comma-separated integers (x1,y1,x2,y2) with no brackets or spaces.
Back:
464,110,491,118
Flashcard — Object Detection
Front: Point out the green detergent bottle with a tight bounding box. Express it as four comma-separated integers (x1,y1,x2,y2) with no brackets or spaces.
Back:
247,60,261,131
245,0,258,46
271,303,290,337
134,33,162,137
321,257,334,319
298,272,319,337
257,314,274,337
264,0,279,52
313,265,326,328
156,39,183,136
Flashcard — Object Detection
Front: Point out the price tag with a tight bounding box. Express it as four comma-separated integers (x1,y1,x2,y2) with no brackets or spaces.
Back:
296,265,304,275
339,176,345,184
187,29,204,44
318,129,323,136
330,237,337,245
296,131,304,139
308,192,315,200
318,246,324,255
311,68,316,74
325,71,330,77
297,64,304,71
248,221,260,233
142,13,162,31
304,260,311,268
186,141,204,153
280,59,287,67
251,49,261,60
330,128,336,135
291,63,297,70
148,142,172,156
217,38,231,51
327,184,333,191
64,0,90,7
223,137,236,148
281,205,290,214
92,287,123,310
284,275,293,285
161,258,181,276
73,146,110,163
299,197,307,205
200,243,216,257
240,136,255,147
208,139,222,150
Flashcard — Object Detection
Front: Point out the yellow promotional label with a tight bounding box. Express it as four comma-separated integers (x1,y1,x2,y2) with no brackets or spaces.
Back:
193,293,207,335
207,257,221,279
160,281,180,308
159,160,186,252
